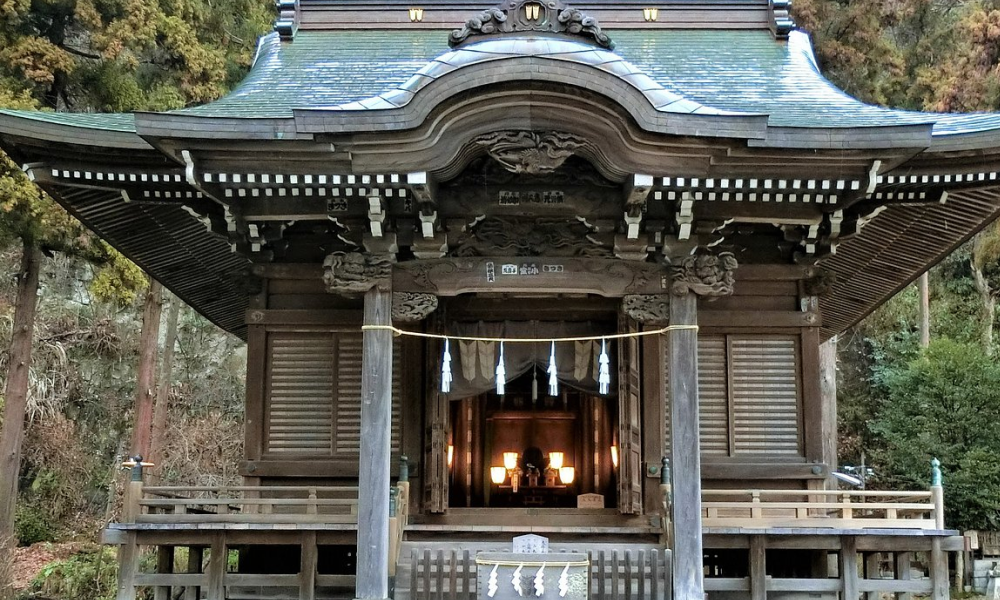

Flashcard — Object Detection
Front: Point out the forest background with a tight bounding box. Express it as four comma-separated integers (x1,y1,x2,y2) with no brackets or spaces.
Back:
2,0,1000,597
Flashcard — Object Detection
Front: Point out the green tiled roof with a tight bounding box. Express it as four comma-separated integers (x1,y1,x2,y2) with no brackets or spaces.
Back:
0,110,136,132
5,28,1000,136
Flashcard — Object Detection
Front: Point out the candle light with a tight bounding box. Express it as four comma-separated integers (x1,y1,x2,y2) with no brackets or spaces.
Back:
491,466,507,484
559,467,576,484
549,452,564,470
503,452,518,471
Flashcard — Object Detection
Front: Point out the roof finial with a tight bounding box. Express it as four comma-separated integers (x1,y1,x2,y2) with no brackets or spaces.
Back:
449,0,613,50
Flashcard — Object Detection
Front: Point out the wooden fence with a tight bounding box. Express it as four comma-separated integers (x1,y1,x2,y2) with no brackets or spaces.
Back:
398,544,671,600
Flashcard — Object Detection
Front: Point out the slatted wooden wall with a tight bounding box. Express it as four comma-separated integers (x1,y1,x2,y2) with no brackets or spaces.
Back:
264,330,402,457
663,334,802,458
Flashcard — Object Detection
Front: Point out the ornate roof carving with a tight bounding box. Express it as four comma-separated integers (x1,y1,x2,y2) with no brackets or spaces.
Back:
449,0,613,50
474,131,585,175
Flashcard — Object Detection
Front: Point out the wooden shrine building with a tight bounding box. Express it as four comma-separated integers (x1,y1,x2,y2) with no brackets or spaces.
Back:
3,0,999,598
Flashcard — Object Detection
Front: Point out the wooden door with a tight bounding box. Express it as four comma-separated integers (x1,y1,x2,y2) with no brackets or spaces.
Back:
618,313,643,514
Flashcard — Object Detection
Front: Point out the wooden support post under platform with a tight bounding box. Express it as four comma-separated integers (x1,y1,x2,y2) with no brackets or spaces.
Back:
116,532,139,600
669,291,704,600
931,538,948,600
357,287,393,600
183,546,204,600
154,546,174,600
895,551,912,600
206,533,226,600
842,536,859,600
300,531,318,600
749,536,767,600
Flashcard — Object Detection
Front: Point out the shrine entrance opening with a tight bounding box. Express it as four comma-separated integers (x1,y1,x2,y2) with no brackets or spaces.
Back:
446,364,618,510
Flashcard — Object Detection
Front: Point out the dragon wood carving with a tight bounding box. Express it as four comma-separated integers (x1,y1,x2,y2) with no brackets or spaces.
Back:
323,252,393,293
450,217,613,258
392,292,439,322
474,131,585,175
623,294,671,323
449,0,613,49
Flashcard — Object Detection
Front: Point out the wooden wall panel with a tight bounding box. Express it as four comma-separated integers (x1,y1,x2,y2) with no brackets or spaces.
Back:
265,332,336,455
697,337,729,456
730,336,802,456
661,333,804,461
262,329,402,459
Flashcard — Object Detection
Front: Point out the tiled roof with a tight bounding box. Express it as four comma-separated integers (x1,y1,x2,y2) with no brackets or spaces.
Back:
0,110,137,131
5,28,1000,137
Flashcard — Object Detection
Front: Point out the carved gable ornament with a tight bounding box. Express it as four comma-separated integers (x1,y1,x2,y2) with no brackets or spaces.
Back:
449,0,614,50
671,251,738,297
474,131,585,175
323,252,393,293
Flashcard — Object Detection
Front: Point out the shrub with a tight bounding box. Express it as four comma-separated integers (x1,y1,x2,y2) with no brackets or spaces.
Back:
32,546,117,600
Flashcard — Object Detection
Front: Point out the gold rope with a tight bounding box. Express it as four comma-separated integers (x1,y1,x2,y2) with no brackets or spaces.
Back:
360,323,698,343
474,557,590,567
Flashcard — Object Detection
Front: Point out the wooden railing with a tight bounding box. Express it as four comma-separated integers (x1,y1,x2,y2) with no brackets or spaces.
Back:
125,483,361,525
701,489,944,529
389,478,411,578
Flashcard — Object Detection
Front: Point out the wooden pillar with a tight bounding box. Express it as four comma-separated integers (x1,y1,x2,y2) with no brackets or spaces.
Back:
357,287,393,600
183,546,204,600
894,551,912,600
154,546,175,600
841,537,858,600
931,538,948,600
669,291,704,600
206,533,226,600
864,553,880,600
749,536,767,600
116,532,140,600
300,531,318,600
819,336,838,476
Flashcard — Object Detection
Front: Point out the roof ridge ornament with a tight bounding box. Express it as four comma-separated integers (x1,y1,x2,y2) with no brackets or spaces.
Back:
449,0,614,50
274,0,299,40
769,0,795,39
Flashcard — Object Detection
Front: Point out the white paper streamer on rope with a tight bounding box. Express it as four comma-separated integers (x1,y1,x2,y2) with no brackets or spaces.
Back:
496,341,506,395
440,338,452,394
598,338,611,394
487,564,499,598
533,564,546,597
547,341,559,396
512,564,524,596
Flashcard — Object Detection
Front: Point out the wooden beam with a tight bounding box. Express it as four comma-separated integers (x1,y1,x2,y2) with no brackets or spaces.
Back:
701,462,827,480
356,287,393,600
735,265,816,281
394,257,669,297
244,309,361,326
669,291,704,600
698,310,820,328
